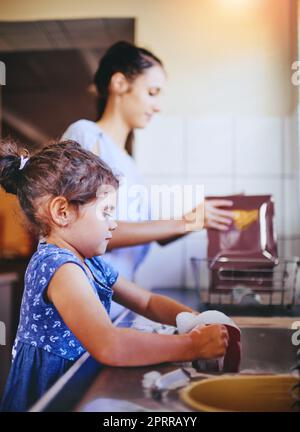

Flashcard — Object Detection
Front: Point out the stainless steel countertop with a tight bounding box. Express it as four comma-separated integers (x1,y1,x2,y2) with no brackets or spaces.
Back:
30,288,300,412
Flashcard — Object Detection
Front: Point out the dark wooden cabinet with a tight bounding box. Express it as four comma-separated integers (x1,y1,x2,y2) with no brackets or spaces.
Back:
0,258,29,397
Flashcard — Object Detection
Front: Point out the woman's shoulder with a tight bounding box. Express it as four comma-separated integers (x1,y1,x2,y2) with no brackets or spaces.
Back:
64,119,97,133
61,119,102,147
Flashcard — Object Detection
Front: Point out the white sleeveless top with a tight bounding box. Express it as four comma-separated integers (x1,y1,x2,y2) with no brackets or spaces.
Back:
62,119,151,281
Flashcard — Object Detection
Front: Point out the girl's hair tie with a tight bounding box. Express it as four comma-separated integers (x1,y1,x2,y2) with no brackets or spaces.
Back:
19,155,29,170
19,150,30,170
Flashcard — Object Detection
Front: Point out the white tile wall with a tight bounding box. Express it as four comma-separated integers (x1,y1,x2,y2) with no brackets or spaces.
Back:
283,112,299,176
183,230,208,289
283,238,300,258
283,177,300,237
134,114,299,289
134,240,185,289
134,115,184,176
235,117,282,176
136,175,205,288
277,239,287,258
142,175,185,219
187,175,234,197
187,117,234,176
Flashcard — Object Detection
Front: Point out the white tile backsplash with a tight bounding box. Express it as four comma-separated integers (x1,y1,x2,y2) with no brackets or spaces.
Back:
132,114,299,289
135,239,184,289
134,115,184,176
277,238,287,258
235,117,282,176
282,238,300,258
183,230,208,289
283,176,300,237
187,176,235,197
142,175,185,219
283,112,299,175
187,117,234,175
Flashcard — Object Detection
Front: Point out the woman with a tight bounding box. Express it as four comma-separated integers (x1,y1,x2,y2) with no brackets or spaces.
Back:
62,41,233,288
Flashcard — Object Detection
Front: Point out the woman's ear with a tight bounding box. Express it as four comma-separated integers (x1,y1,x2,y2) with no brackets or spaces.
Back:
49,196,74,227
110,72,130,95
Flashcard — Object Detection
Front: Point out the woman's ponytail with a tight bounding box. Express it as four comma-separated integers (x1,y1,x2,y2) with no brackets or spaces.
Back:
94,41,163,122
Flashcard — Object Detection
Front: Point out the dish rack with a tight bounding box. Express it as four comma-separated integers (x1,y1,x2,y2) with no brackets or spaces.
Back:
190,257,300,308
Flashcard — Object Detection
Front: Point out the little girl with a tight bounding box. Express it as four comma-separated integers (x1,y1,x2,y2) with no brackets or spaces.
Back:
0,140,228,412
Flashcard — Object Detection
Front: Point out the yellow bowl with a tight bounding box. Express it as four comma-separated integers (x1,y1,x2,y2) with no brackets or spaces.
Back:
180,374,299,412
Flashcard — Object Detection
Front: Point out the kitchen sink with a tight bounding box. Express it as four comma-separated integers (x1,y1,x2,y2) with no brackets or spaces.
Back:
182,327,300,412
74,325,300,412
239,327,298,374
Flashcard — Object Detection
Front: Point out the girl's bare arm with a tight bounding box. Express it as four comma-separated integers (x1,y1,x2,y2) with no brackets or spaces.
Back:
47,264,228,367
112,275,196,326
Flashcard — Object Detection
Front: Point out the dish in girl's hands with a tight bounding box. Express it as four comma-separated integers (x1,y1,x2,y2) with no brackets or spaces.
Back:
176,311,241,373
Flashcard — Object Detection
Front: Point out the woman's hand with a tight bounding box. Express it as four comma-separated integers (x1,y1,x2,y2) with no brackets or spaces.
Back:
189,324,229,359
204,199,233,231
183,198,233,232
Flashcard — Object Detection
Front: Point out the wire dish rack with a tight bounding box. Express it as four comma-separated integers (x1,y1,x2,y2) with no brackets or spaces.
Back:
190,257,300,309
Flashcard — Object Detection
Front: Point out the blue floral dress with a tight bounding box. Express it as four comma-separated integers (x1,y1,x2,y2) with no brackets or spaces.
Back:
0,242,118,412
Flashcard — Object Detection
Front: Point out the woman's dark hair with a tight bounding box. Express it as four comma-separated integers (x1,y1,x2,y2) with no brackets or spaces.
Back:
0,139,119,236
94,41,163,154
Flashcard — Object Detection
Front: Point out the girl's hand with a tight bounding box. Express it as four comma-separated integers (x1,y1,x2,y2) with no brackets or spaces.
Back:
204,199,233,231
189,324,229,359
